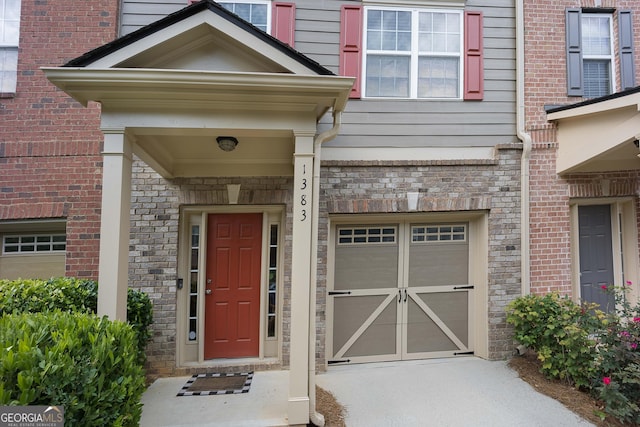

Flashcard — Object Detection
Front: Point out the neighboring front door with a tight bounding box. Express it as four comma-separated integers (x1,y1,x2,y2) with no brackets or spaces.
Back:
578,205,615,312
205,213,262,359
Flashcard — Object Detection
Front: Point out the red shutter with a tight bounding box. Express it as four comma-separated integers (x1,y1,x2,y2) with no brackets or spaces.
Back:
464,11,484,100
340,5,363,99
272,2,296,47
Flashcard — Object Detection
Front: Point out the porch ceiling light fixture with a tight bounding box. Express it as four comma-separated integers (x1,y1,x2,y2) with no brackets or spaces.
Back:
216,136,239,152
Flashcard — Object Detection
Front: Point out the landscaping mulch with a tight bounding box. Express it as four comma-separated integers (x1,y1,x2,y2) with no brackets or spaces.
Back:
508,351,625,427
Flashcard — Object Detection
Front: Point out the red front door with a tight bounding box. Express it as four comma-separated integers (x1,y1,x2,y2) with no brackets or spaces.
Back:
205,213,262,359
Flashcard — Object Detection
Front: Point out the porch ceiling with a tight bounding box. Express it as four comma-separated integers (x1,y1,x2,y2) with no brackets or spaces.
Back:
548,91,640,175
43,68,354,178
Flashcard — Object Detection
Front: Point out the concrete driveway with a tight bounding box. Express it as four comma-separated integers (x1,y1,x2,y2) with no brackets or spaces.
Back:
140,357,594,426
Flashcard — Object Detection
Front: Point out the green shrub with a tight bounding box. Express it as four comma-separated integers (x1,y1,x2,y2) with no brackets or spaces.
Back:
0,278,153,362
506,292,602,388
507,287,640,424
0,312,145,426
0,277,97,314
127,287,153,363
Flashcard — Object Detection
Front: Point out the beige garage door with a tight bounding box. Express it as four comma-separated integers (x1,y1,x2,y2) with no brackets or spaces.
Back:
329,223,473,364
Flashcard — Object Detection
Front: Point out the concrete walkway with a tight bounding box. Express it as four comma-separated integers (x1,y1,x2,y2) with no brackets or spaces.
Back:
140,358,594,427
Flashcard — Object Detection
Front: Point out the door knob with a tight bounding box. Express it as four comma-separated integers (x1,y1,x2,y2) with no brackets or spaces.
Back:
205,289,212,295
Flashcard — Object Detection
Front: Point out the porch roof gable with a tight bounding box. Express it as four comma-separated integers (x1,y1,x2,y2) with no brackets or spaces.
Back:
547,87,640,175
63,0,332,76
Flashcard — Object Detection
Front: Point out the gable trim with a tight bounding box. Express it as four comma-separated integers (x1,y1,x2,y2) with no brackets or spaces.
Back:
64,0,332,76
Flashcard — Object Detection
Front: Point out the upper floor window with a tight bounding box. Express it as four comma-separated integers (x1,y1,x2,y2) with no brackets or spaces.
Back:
566,9,635,98
207,0,295,47
581,14,613,98
219,1,269,32
364,7,462,99
340,5,483,100
0,0,20,95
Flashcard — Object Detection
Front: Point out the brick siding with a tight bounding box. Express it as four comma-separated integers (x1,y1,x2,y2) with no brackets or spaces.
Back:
525,0,640,297
0,0,117,278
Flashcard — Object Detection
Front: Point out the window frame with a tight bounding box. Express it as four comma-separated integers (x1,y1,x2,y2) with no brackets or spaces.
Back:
581,12,616,98
2,233,67,255
362,5,464,100
218,0,271,33
0,0,21,96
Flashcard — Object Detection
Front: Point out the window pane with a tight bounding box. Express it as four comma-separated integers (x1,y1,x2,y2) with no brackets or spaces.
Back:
191,225,199,246
419,12,460,53
189,319,197,341
5,1,21,21
267,316,275,337
190,272,198,293
368,10,410,52
220,2,267,32
418,57,459,98
191,248,198,270
366,55,410,97
582,16,611,56
583,59,611,98
0,48,18,93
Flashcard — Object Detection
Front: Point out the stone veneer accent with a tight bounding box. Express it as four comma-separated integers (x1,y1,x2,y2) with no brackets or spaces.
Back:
132,143,523,376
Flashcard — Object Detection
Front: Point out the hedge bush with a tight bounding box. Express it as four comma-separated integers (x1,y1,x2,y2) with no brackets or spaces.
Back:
507,288,640,424
506,292,602,388
0,277,97,314
0,312,145,426
0,277,153,362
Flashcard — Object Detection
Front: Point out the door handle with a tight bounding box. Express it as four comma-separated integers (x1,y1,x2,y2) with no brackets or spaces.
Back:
404,289,407,302
398,289,401,303
205,289,212,295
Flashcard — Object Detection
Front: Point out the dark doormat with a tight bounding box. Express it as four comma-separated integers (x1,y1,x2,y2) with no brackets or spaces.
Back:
177,372,253,396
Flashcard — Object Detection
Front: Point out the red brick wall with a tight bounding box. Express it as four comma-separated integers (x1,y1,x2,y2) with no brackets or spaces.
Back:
525,0,640,296
0,0,118,278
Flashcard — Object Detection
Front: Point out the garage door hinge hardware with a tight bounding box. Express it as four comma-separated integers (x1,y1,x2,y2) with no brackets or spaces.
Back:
454,351,474,356
328,291,352,296
328,359,351,365
453,285,474,290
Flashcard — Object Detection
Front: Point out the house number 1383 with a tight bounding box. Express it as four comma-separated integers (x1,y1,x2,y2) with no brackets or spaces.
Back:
300,163,310,221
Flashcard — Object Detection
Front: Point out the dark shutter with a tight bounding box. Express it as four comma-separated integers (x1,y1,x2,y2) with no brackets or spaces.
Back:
464,11,484,100
272,2,296,47
566,8,583,96
619,10,635,91
339,5,363,99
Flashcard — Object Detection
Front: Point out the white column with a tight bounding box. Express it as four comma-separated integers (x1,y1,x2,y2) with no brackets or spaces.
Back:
97,129,132,321
288,132,315,425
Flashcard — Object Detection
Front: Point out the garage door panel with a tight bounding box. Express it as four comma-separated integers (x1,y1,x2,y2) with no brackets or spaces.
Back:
334,245,398,290
413,291,469,348
333,295,387,352
343,301,398,358
408,244,468,287
407,298,459,353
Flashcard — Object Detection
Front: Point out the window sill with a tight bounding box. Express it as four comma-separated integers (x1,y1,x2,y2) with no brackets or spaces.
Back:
0,92,16,99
